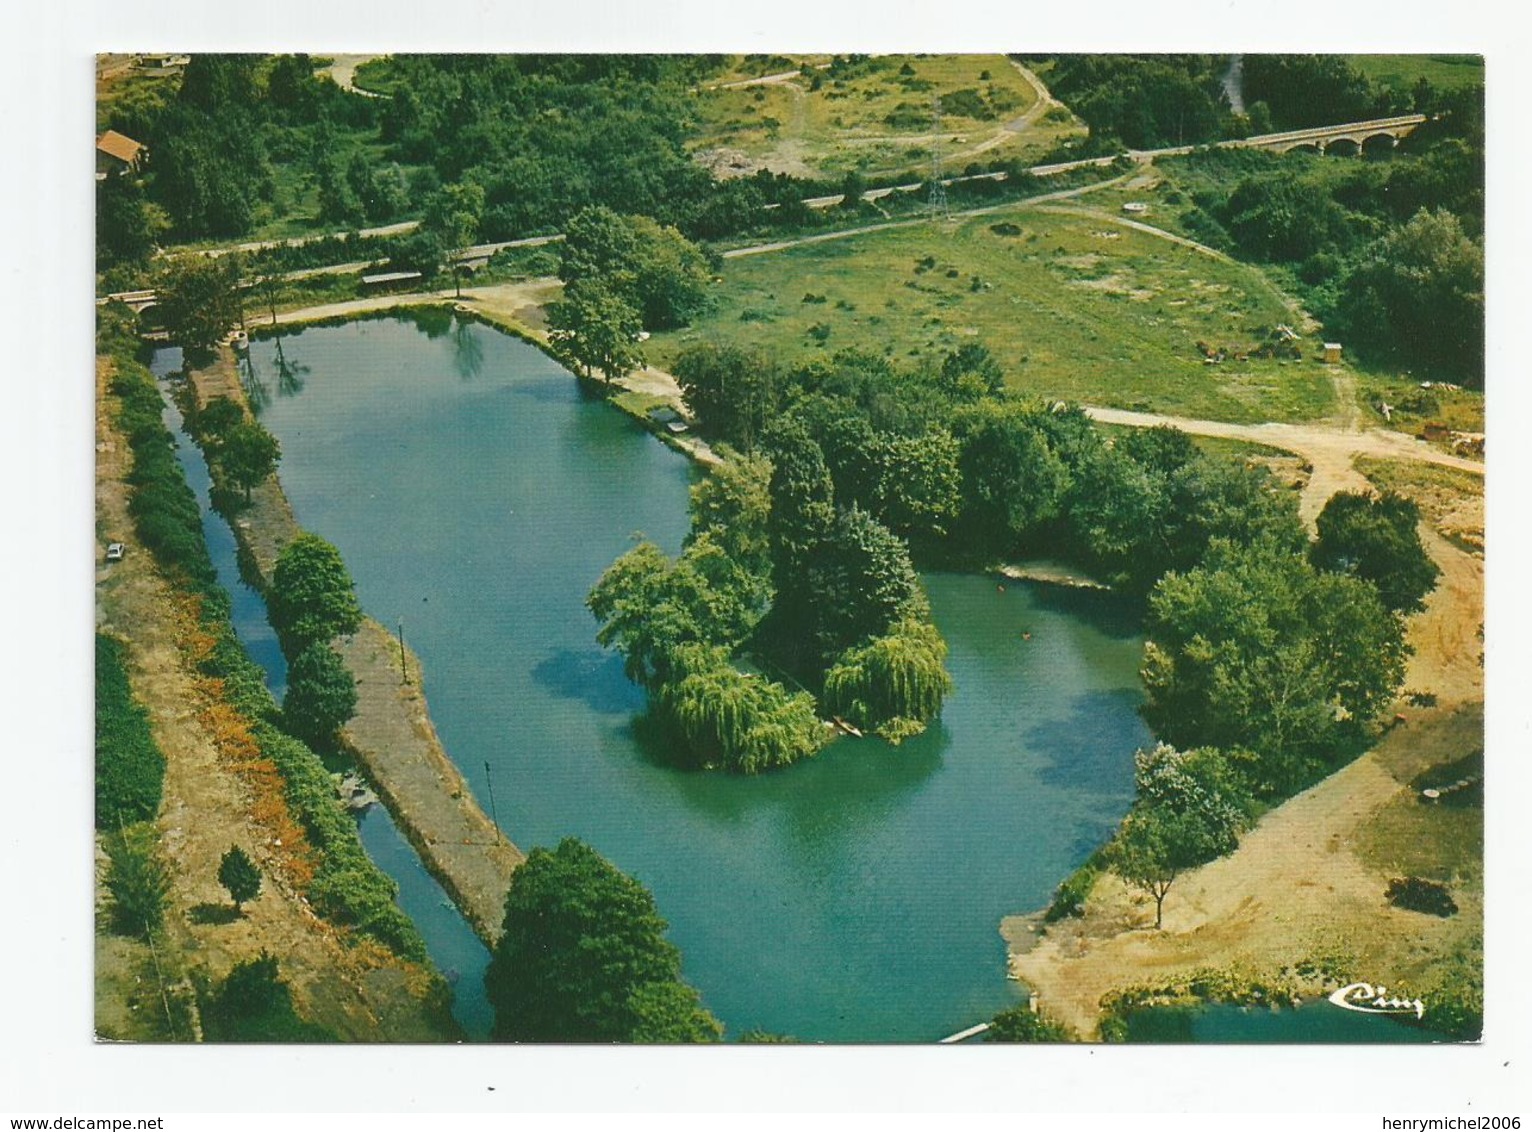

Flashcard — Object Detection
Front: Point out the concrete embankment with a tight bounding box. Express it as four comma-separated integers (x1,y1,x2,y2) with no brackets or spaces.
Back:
188,349,523,946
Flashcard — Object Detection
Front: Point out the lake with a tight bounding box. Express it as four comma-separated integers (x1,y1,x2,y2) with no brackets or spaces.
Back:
229,312,1152,1042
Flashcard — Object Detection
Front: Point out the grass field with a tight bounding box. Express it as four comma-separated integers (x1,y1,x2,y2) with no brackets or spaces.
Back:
1346,54,1485,94
690,54,1084,182
650,201,1338,424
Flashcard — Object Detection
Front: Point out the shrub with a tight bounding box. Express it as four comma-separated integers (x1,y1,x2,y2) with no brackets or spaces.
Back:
204,953,336,1042
1386,876,1458,917
105,829,169,939
96,634,165,829
986,1003,1072,1042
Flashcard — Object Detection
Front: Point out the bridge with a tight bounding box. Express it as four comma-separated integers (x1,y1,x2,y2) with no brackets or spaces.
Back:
1227,114,1427,156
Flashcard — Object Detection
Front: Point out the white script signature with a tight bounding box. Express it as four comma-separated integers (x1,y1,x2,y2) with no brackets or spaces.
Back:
1327,982,1425,1019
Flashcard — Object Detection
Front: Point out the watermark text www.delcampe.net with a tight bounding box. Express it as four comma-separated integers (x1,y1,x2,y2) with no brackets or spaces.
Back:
10,1119,164,1130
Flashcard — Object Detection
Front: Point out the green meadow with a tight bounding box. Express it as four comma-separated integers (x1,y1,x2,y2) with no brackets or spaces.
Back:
650,203,1336,424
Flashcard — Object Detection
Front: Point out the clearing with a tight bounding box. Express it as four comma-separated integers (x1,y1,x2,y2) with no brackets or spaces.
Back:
690,54,1083,182
649,197,1337,424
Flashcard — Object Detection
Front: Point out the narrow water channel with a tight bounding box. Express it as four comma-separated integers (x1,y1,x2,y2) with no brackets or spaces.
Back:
149,346,495,1040
229,312,1152,1042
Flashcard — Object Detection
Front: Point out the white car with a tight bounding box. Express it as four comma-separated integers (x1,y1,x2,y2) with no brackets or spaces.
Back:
106,543,125,562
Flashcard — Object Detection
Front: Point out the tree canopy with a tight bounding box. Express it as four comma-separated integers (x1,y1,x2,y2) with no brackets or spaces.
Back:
485,838,721,1042
1142,538,1409,795
1311,489,1441,613
267,533,364,659
1107,744,1252,928
154,254,244,357
282,642,359,748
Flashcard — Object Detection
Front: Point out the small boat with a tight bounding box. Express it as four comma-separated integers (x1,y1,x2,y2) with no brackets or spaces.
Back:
831,716,864,739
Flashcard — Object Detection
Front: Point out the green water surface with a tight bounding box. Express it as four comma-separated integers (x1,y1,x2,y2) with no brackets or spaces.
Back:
240,313,1152,1041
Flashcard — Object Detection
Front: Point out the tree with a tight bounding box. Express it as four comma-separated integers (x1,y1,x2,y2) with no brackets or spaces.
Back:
1142,538,1408,796
267,533,364,659
1107,744,1250,928
1312,490,1441,613
423,181,486,298
588,537,764,692
686,452,775,583
762,417,837,611
673,342,779,449
823,616,953,743
485,837,721,1042
952,401,1070,557
194,394,246,442
546,279,643,384
656,644,829,773
805,505,922,660
105,830,169,939
558,206,713,332
218,845,262,914
986,1003,1072,1042
282,642,358,747
217,420,282,503
155,254,245,358
1336,208,1484,386
96,174,166,268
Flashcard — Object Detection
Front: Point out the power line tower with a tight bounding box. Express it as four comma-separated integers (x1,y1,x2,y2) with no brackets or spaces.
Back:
927,94,949,219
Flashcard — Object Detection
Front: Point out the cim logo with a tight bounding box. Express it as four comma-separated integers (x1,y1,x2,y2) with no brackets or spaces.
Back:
1327,981,1425,1020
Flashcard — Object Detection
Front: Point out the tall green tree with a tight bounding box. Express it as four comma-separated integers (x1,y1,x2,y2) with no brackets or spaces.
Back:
1312,490,1440,613
1142,539,1408,796
952,401,1070,557
155,254,245,358
823,616,953,743
216,420,282,504
485,838,722,1042
1336,208,1484,386
282,642,359,748
423,181,486,297
673,342,779,450
1107,744,1251,928
267,533,364,659
546,279,643,384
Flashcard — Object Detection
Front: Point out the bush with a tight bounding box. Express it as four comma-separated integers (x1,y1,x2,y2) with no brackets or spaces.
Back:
204,953,336,1042
96,634,165,829
1386,876,1458,917
1044,856,1104,922
986,1003,1072,1042
105,829,169,939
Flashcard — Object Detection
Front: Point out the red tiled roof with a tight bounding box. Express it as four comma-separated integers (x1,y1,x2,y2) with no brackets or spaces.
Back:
96,130,144,165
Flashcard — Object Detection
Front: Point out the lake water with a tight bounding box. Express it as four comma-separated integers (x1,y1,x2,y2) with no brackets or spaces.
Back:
230,312,1152,1042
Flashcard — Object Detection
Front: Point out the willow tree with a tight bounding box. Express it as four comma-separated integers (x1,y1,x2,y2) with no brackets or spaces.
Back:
657,644,827,773
823,616,954,743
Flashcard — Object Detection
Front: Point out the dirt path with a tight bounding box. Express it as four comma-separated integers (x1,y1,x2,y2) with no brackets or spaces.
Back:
1082,404,1483,527
189,351,525,946
960,59,1069,160
318,54,386,97
95,359,449,1041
